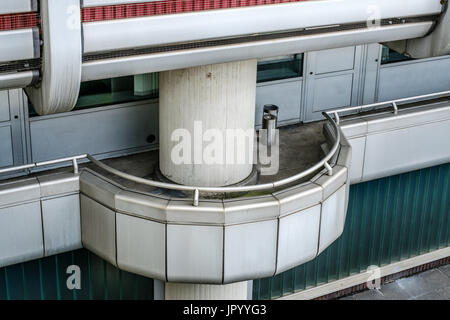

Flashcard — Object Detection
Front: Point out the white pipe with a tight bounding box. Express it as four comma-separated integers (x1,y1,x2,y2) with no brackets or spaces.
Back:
0,71,37,90
82,22,432,81
0,29,39,63
82,0,442,54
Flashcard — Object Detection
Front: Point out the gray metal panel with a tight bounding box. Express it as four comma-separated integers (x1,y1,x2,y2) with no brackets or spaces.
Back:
315,47,355,74
312,165,348,200
116,213,166,280
378,56,450,101
115,190,168,222
0,126,13,168
80,194,117,266
311,74,354,113
29,101,158,162
38,172,80,197
0,177,40,207
42,194,82,256
363,118,450,181
345,136,365,184
276,204,321,274
166,200,224,225
318,184,347,255
224,219,278,283
166,224,223,283
0,91,10,122
273,182,322,217
0,201,43,268
255,79,302,127
223,195,279,225
80,170,122,209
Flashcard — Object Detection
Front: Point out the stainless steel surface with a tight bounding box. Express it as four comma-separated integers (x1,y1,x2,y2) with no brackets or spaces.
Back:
0,71,37,90
276,204,321,274
41,194,82,256
80,194,117,266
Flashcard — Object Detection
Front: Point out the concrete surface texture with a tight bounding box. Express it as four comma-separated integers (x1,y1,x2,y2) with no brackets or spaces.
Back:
340,264,450,300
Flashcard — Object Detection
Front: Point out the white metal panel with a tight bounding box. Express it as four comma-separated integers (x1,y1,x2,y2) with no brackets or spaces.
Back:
223,220,278,283
42,194,82,256
363,118,450,181
82,0,159,7
82,22,433,81
0,0,37,14
116,213,166,280
318,184,347,255
167,224,223,284
0,29,38,63
82,0,441,54
346,136,366,184
276,204,321,274
0,201,43,268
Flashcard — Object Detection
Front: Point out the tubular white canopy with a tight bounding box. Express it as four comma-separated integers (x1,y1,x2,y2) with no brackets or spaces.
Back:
0,0,37,14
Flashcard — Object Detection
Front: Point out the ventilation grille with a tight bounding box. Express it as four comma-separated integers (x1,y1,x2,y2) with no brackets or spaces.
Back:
0,59,41,74
81,0,308,22
0,12,40,31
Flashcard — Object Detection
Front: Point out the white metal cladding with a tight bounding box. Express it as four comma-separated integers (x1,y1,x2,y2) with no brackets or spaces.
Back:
25,0,82,116
0,71,37,90
339,98,450,183
82,0,161,7
0,29,39,63
0,0,37,14
81,22,432,81
81,0,442,54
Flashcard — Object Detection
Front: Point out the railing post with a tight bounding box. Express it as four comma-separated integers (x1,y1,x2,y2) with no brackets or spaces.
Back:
324,161,333,176
193,189,199,207
72,158,79,174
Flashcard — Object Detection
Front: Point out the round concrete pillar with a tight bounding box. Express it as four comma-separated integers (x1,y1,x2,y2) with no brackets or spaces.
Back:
165,282,249,300
159,60,257,187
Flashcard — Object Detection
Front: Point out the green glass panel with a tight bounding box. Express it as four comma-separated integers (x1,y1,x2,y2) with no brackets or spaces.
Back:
257,54,303,83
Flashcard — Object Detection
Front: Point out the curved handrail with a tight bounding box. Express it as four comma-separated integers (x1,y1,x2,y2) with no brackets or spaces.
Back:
0,113,341,205
86,112,341,202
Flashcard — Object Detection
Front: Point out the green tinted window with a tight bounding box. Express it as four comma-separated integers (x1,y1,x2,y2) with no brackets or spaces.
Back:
257,54,303,83
381,46,412,65
75,73,158,110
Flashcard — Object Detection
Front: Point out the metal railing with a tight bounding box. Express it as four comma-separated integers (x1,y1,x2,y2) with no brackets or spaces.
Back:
329,90,450,124
0,112,341,206
1,90,448,206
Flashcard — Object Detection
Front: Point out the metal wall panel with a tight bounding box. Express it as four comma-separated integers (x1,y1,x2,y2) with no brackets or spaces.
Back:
378,56,450,101
42,194,82,256
0,91,10,122
29,101,158,162
0,201,43,268
0,126,13,168
253,162,450,299
255,79,302,127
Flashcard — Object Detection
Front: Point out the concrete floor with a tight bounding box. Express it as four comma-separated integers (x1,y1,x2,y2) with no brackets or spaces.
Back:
340,264,450,300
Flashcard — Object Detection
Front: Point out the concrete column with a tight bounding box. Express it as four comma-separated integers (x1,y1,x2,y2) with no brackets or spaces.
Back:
159,59,257,187
165,282,249,300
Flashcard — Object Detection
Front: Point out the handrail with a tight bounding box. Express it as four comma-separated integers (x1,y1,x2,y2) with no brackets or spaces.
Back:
0,154,87,175
0,113,341,205
327,90,450,120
